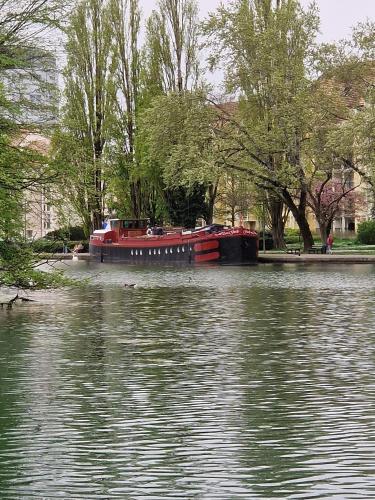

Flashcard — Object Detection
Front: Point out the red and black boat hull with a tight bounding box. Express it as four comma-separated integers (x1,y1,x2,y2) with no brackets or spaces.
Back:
89,229,258,265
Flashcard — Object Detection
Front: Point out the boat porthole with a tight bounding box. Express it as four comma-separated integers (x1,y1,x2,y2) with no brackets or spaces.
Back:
149,250,151,256
140,250,142,256
158,249,161,255
170,248,173,253
182,246,185,252
131,250,133,256
135,250,138,256
177,247,180,253
165,248,168,254
154,249,156,255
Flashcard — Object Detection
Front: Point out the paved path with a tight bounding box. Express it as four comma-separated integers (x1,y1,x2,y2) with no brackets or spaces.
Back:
258,253,375,264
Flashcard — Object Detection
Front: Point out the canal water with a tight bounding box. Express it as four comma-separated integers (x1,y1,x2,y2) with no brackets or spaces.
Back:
0,262,374,499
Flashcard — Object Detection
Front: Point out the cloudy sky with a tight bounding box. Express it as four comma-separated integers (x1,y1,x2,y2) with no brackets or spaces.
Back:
141,0,374,42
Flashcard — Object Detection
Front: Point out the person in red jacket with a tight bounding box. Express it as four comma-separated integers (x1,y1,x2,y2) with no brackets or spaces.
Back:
326,233,333,254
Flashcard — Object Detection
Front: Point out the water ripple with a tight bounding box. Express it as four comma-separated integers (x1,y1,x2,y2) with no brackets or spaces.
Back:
0,263,374,498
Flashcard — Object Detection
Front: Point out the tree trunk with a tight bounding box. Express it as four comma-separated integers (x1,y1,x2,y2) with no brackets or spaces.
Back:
294,210,314,250
282,188,314,251
92,210,103,233
130,180,141,219
327,219,333,237
269,197,286,249
205,182,218,225
319,223,328,246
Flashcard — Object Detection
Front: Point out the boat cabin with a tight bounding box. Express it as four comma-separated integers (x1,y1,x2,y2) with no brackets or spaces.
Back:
108,219,148,238
92,219,148,243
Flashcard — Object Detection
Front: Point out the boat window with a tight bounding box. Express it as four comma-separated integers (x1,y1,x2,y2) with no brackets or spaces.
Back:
177,247,180,253
154,249,156,255
165,248,168,254
135,250,138,256
170,248,173,253
140,250,143,256
182,246,185,252
158,249,161,255
149,250,151,256
131,250,133,256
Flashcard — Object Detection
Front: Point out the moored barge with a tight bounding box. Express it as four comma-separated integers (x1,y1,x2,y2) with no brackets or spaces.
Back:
89,219,258,264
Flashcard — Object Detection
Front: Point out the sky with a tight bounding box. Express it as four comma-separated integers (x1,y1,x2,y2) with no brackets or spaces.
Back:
141,0,375,42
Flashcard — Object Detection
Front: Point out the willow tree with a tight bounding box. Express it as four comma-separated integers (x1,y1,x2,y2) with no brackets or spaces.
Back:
54,0,113,234
203,0,319,249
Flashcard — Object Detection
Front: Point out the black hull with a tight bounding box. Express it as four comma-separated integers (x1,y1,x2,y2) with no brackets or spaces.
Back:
89,235,258,265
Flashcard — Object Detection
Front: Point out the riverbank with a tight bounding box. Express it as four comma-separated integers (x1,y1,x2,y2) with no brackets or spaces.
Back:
259,253,375,263
39,252,375,264
38,253,92,261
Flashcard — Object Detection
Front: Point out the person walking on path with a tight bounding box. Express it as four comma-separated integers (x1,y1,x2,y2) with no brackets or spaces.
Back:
326,233,333,254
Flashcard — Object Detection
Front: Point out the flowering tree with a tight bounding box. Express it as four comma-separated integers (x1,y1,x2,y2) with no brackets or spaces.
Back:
307,175,362,243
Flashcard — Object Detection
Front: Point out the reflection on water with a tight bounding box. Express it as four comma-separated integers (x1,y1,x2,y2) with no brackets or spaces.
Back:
0,262,374,498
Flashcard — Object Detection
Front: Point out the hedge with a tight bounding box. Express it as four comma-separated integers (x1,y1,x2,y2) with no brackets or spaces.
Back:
357,221,375,245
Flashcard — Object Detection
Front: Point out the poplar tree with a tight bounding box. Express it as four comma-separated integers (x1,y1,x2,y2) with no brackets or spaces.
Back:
107,0,142,218
54,0,113,235
145,0,200,94
140,0,215,226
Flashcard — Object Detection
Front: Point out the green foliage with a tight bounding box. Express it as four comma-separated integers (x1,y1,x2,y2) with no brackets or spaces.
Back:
139,91,218,224
143,0,201,94
201,0,321,248
140,92,217,187
31,239,88,253
0,240,71,289
45,226,86,241
53,0,115,233
284,228,301,244
357,221,375,245
165,185,207,228
0,1,71,290
31,239,64,253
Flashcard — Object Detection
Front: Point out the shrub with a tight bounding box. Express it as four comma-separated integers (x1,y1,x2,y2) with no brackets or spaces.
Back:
69,226,87,241
45,226,86,241
32,239,65,253
44,228,68,240
284,228,301,244
357,221,375,244
32,239,89,254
